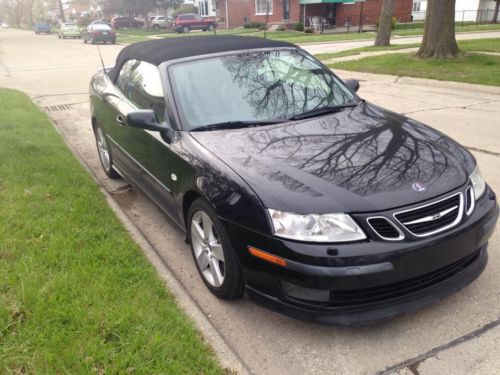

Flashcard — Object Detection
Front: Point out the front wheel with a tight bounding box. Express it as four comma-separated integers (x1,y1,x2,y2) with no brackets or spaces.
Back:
188,198,245,299
182,26,189,33
208,24,215,31
93,124,120,179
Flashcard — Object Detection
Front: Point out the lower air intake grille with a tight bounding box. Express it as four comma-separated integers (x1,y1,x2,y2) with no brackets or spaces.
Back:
394,193,463,237
367,217,403,240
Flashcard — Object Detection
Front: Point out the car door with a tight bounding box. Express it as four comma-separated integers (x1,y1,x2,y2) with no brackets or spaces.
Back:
110,60,178,219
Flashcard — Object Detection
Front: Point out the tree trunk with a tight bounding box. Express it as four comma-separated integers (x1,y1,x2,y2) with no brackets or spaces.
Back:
493,1,499,24
416,0,459,59
58,0,66,22
374,0,394,46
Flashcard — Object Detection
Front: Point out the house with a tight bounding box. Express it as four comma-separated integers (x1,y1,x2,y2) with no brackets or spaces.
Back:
217,0,412,29
412,0,498,22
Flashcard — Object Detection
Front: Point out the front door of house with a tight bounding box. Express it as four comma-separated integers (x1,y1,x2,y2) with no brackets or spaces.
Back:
283,0,290,20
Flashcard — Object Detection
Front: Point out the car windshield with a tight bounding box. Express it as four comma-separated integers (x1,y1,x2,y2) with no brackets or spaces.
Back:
169,50,356,130
66,24,78,29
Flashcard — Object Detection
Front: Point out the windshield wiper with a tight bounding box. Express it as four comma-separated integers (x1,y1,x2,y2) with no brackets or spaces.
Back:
191,120,285,132
288,103,358,121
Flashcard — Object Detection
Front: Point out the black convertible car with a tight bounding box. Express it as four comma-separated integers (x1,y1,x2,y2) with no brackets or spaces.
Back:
89,36,498,324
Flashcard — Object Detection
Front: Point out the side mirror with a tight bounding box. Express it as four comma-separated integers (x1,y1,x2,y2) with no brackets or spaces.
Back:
344,79,360,93
127,109,170,132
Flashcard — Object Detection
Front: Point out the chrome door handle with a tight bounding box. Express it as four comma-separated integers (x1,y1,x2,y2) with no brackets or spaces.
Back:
116,114,125,126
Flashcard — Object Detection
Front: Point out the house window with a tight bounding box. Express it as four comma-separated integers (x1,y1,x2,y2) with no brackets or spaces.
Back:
255,0,273,15
199,0,209,16
412,2,421,12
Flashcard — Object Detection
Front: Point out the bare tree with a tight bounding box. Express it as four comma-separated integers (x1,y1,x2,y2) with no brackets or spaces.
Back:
416,0,459,59
493,0,499,24
375,0,394,46
2,0,35,26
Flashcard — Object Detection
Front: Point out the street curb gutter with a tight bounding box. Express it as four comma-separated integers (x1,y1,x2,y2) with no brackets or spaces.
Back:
44,112,249,375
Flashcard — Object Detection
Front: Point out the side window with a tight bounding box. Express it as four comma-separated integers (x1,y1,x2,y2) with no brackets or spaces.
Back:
117,60,166,122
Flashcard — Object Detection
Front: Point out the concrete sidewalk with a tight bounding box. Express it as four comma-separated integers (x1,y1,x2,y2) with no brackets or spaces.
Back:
1,28,499,375
299,30,500,54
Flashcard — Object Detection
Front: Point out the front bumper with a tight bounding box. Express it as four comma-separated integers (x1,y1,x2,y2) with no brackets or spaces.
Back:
222,187,498,325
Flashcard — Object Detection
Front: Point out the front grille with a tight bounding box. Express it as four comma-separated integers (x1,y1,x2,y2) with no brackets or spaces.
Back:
328,249,481,307
394,193,463,237
465,186,475,216
367,217,403,240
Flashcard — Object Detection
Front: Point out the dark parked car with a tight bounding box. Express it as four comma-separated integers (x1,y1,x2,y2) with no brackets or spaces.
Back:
173,14,216,33
83,24,116,44
111,16,144,29
89,36,498,325
34,22,51,34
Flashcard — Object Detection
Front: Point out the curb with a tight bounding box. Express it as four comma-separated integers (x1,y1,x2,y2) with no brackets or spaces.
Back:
44,110,250,375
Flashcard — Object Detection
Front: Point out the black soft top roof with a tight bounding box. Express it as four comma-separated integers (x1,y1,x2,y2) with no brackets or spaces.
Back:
108,35,295,82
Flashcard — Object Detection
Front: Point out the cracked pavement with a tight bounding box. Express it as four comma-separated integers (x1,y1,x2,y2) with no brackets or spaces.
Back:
1,28,499,374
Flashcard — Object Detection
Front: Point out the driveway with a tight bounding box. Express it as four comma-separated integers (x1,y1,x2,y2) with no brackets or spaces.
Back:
1,28,499,375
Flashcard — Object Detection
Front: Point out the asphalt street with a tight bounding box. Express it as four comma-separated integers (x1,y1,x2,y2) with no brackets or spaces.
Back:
1,28,499,375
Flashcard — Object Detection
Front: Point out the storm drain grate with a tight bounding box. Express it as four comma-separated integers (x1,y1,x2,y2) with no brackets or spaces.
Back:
43,104,73,112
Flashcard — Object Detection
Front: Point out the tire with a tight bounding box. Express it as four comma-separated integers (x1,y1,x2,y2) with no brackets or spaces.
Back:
93,124,120,179
58,34,61,39
188,198,245,299
83,37,87,43
153,24,160,30
111,39,116,44
182,25,189,33
208,24,215,31
90,37,95,44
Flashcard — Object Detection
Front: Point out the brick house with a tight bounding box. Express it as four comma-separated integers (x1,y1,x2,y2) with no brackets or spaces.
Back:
217,0,412,29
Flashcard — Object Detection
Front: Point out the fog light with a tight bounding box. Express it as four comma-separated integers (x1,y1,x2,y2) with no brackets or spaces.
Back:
282,281,330,303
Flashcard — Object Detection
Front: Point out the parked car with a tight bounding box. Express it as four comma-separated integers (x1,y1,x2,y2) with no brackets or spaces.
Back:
82,24,116,44
173,14,216,33
111,16,144,29
149,15,172,29
89,36,498,325
58,22,81,39
34,22,51,34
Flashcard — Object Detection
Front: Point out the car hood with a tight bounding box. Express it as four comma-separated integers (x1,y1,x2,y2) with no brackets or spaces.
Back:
190,102,475,214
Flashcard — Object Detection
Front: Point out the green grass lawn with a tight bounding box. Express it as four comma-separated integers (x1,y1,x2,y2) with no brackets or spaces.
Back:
117,27,376,44
393,22,500,36
316,38,500,60
0,89,222,374
329,52,500,86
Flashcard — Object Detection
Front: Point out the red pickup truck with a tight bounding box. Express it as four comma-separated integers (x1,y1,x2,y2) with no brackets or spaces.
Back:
173,14,217,33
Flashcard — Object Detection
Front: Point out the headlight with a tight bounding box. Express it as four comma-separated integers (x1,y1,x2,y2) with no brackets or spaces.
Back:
268,209,366,242
469,166,486,201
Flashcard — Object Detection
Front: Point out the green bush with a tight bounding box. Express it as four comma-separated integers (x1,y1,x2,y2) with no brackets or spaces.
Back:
172,6,199,16
304,27,313,33
276,25,286,31
293,22,304,31
243,21,265,29
77,15,92,27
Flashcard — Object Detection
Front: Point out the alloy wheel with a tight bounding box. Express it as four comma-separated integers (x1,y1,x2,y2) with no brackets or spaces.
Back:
95,127,111,172
191,211,225,287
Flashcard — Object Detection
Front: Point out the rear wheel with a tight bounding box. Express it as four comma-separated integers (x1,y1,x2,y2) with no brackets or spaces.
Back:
83,36,87,43
182,25,189,33
208,24,215,31
93,124,120,179
153,24,160,30
188,198,245,299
